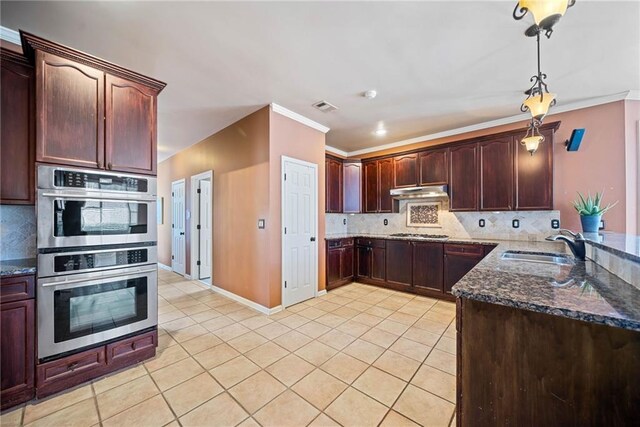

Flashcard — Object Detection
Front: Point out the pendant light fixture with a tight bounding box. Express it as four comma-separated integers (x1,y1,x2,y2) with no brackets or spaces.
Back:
513,0,576,38
521,119,545,155
520,30,556,121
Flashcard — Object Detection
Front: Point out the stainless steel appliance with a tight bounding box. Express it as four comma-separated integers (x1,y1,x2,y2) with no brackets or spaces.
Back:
37,165,157,249
37,265,157,359
36,165,159,360
390,185,448,200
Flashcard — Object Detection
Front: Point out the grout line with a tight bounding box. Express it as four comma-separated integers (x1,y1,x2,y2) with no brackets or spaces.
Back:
89,383,103,426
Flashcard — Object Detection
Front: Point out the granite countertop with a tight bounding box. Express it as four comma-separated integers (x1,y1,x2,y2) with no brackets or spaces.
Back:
583,231,640,264
0,258,37,277
450,240,640,332
325,233,500,246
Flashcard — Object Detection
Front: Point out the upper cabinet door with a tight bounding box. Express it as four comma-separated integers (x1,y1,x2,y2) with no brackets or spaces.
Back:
363,161,379,213
393,154,418,188
343,162,362,213
105,75,157,175
419,148,448,186
479,137,514,211
378,158,394,213
1,53,34,205
515,128,554,210
325,157,343,213
36,51,104,169
449,144,479,211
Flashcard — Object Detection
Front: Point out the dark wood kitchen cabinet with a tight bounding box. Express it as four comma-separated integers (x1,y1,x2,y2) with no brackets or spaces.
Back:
1,48,35,205
363,159,393,213
443,244,484,293
479,137,514,211
386,240,413,289
356,238,386,283
419,147,448,186
325,156,343,213
105,75,158,174
343,161,362,213
1,274,36,410
449,143,479,211
412,241,444,292
393,153,418,188
326,238,354,290
22,32,166,176
514,127,555,210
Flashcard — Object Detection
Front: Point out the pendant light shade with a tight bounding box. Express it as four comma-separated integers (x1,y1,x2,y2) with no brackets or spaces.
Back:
521,120,545,155
514,0,576,36
522,92,556,120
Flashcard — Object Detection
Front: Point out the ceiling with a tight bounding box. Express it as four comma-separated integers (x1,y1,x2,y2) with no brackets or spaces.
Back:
2,1,638,161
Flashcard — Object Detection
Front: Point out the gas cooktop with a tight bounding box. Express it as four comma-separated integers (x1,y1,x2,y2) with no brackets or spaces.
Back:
389,233,450,240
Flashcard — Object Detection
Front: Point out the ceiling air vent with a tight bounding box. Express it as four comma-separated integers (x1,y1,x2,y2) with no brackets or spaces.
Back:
312,100,338,113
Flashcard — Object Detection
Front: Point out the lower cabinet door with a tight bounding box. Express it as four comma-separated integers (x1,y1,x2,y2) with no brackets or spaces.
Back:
371,247,386,282
340,246,354,281
1,299,35,409
386,240,412,287
444,253,482,293
356,246,371,278
327,248,342,287
412,242,444,292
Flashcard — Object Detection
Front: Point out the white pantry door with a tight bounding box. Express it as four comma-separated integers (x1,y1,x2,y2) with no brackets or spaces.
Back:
198,179,212,280
282,157,318,307
171,179,186,275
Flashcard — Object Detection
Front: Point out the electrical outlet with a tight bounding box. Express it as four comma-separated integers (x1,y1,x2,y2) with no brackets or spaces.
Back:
599,220,605,230
343,218,347,225
551,219,560,229
258,219,265,229
512,219,520,229
383,219,388,226
479,219,485,228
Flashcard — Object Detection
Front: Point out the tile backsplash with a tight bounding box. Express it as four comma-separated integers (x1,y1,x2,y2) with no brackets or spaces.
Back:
0,205,37,260
327,200,560,242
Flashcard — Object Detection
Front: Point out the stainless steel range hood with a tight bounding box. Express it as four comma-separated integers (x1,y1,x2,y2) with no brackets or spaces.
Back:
390,185,448,200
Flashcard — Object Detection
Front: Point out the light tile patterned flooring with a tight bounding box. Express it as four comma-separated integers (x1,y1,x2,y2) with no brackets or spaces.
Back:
1,269,458,427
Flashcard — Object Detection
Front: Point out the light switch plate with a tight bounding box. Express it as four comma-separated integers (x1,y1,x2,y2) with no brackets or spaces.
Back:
258,219,265,229
551,219,560,229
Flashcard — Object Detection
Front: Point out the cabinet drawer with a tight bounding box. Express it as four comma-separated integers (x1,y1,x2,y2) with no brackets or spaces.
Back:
0,274,35,303
37,346,106,394
356,238,386,248
327,239,342,249
106,330,157,366
341,238,354,247
444,244,483,256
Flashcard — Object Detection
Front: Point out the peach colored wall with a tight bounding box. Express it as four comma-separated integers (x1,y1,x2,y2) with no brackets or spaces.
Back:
624,100,640,235
158,107,272,307
268,109,327,308
350,101,630,233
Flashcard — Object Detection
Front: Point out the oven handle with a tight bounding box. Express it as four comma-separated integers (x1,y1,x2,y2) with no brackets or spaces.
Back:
39,267,158,287
40,192,157,202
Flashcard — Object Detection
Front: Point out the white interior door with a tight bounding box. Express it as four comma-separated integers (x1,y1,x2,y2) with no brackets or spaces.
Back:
282,157,318,307
198,179,212,280
171,180,186,275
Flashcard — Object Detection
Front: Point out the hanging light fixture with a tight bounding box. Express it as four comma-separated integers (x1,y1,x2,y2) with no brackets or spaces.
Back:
513,0,576,38
520,30,556,121
521,119,545,155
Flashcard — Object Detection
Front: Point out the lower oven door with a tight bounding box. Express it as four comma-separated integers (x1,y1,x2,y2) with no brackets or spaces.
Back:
37,265,158,360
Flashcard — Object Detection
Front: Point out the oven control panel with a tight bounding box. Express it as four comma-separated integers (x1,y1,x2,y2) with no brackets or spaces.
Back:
54,249,148,273
54,170,148,192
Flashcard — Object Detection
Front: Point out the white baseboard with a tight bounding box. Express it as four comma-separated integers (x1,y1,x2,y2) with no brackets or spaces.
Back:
184,274,192,280
158,263,172,271
210,284,282,315
317,289,327,297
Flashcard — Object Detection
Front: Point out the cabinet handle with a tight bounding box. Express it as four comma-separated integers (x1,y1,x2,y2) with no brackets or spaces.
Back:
97,161,102,168
67,362,79,371
107,162,113,170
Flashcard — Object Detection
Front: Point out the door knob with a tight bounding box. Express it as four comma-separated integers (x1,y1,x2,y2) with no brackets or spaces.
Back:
180,232,185,235
310,237,316,242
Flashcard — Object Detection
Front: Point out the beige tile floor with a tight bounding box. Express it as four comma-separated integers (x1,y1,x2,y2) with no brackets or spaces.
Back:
1,269,458,427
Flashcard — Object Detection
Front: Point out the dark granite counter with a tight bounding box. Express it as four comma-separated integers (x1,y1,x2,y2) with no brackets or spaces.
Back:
0,258,37,277
583,231,640,264
451,240,640,332
325,233,500,246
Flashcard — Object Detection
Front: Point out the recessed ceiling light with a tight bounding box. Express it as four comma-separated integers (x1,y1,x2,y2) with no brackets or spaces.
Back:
363,90,377,99
374,128,387,136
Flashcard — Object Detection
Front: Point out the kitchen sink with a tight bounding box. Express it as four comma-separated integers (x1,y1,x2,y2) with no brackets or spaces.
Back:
500,251,574,266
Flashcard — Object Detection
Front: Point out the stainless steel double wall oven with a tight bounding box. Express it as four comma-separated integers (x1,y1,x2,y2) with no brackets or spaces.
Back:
36,165,158,360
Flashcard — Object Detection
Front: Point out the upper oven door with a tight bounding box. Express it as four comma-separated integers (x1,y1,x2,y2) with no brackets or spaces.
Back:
38,165,157,196
37,191,157,249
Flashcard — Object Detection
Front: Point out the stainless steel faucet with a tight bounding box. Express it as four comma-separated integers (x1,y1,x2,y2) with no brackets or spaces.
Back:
546,229,586,261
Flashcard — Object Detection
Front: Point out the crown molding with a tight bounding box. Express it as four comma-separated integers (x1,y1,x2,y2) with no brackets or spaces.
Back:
344,91,636,157
0,26,20,45
271,103,330,134
325,145,348,157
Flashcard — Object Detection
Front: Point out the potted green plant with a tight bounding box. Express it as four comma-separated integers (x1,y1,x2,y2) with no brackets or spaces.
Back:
572,191,618,233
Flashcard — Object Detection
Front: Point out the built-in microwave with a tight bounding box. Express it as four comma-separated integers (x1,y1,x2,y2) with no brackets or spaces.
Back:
37,165,157,250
